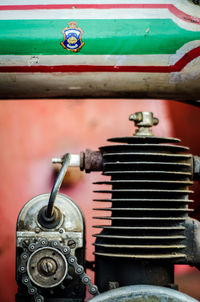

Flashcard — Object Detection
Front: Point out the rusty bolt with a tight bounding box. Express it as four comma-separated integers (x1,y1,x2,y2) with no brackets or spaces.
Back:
40,258,57,276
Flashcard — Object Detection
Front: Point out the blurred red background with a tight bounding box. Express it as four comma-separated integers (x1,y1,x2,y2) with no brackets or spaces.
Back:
0,99,199,301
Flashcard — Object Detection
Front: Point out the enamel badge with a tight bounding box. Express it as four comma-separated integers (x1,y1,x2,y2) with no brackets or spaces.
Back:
61,22,84,52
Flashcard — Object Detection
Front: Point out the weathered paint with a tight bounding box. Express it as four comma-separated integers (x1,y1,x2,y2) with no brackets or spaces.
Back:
0,0,200,99
0,19,200,56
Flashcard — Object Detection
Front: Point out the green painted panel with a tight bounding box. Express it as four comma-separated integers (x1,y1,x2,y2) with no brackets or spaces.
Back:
0,19,200,55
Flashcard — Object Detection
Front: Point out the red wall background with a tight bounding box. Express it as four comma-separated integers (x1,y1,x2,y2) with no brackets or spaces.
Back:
0,99,199,301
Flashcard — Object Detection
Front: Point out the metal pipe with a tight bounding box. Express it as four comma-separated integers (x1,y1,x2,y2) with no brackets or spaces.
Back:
46,153,71,218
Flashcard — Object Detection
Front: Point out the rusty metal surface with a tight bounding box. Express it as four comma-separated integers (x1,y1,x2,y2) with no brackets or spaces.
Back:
80,150,103,173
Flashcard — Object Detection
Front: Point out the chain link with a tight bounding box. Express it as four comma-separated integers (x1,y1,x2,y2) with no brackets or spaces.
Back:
19,238,99,301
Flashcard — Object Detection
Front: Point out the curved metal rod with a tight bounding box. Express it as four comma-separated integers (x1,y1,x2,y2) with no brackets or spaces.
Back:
46,153,71,218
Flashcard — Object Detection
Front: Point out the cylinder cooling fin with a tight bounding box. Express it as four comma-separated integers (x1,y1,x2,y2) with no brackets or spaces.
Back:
93,113,194,262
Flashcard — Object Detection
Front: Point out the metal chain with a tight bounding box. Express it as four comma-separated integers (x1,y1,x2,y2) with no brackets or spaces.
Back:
18,238,99,302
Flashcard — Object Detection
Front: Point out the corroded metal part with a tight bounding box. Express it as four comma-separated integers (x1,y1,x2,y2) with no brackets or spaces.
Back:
27,247,68,288
80,149,103,173
129,112,159,136
16,194,86,301
89,285,198,302
17,193,84,251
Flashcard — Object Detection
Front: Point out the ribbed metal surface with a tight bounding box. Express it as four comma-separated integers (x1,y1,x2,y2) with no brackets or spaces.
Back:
93,136,193,260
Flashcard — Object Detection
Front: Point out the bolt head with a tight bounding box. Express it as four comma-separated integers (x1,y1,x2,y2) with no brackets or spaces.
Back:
39,258,57,276
67,240,76,249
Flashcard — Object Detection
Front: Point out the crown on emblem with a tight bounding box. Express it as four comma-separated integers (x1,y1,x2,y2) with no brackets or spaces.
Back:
68,21,77,29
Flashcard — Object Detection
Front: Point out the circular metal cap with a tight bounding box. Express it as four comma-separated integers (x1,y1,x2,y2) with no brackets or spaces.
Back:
89,285,198,302
27,247,68,288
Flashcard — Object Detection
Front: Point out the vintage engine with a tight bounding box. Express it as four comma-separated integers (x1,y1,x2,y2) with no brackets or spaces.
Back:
16,112,200,302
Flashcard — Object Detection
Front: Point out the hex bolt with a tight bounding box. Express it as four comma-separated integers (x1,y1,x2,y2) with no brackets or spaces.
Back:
68,240,76,249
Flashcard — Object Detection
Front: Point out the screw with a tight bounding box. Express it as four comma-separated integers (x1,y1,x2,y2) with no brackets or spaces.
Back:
59,228,64,234
68,240,76,249
40,258,57,275
53,241,58,246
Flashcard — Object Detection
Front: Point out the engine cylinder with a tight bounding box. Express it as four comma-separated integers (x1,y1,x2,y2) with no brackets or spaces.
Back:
94,136,193,260
93,112,194,291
